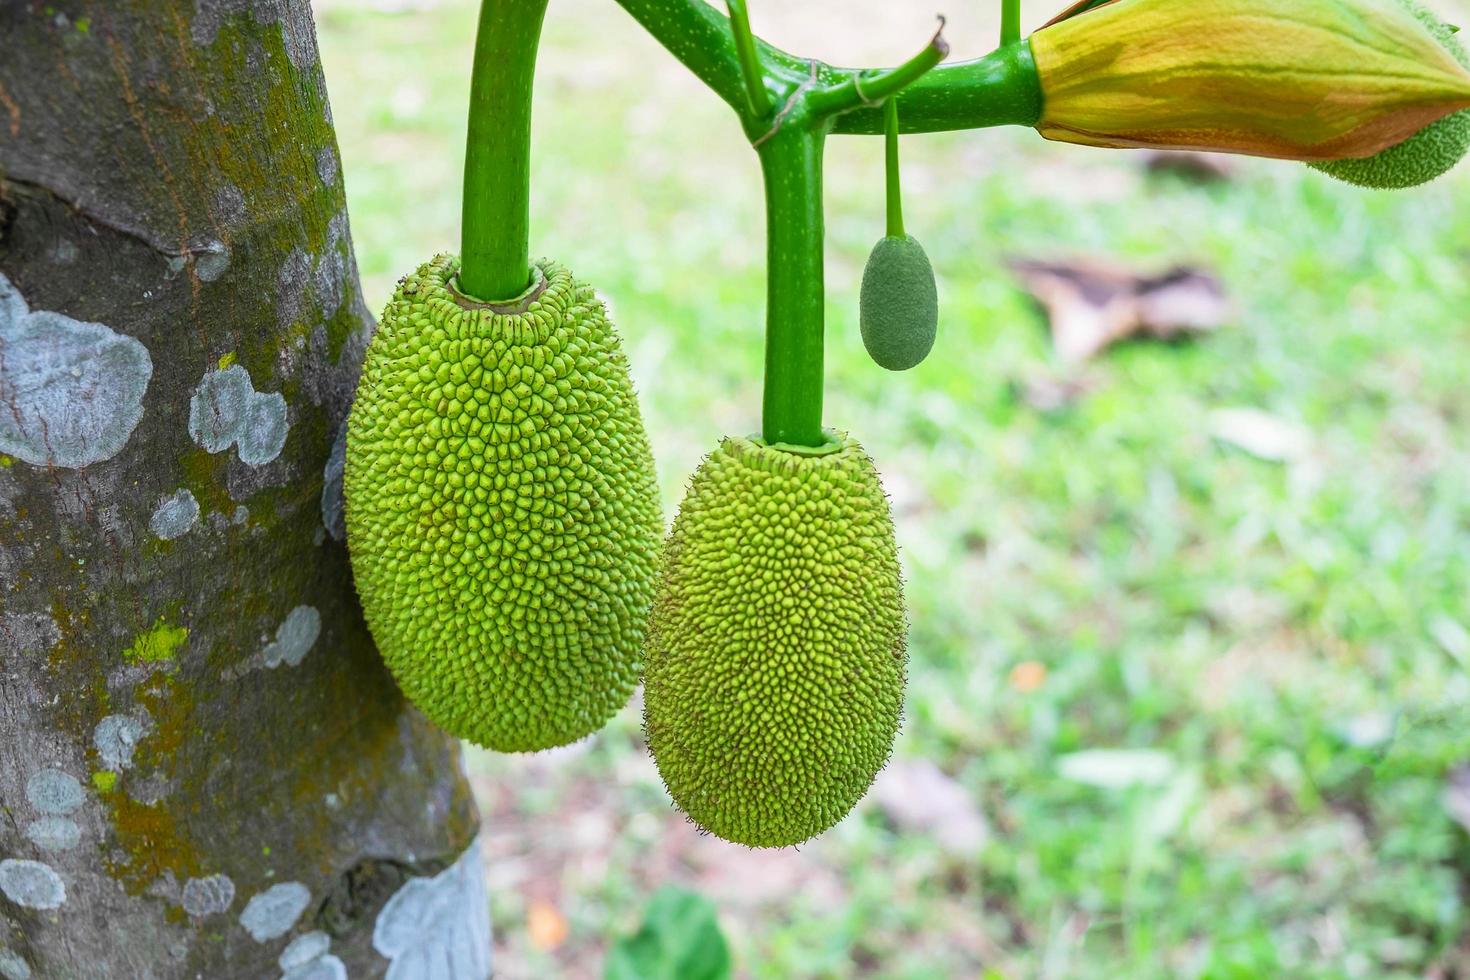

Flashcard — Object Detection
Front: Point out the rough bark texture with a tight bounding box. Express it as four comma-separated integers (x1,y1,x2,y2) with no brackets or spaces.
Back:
0,2,487,977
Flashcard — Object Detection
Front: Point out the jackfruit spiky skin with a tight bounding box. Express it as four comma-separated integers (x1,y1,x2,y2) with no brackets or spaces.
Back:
860,235,939,371
643,433,907,847
1312,0,1470,188
344,254,662,752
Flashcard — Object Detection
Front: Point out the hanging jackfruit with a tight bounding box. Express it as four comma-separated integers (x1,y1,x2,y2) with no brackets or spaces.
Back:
345,254,661,752
643,432,907,847
1312,0,1470,188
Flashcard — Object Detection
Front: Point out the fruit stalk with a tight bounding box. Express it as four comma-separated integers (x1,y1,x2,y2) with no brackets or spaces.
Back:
726,0,772,120
1001,0,1022,46
758,124,827,448
460,0,549,300
884,97,903,238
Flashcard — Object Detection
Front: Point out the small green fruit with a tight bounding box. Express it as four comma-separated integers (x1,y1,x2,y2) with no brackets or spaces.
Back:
643,432,907,848
859,234,938,371
345,254,662,752
1312,0,1470,188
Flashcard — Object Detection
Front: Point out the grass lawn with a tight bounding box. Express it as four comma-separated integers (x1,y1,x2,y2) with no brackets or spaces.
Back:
316,0,1470,975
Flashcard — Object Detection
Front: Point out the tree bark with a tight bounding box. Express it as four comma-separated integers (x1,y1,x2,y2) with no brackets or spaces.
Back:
0,2,489,977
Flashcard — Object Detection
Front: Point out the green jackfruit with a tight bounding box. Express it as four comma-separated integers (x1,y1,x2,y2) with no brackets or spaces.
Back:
859,235,939,372
643,432,907,847
344,254,661,752
1312,0,1470,188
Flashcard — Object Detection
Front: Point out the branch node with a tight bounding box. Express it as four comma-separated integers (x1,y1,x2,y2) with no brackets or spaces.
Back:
752,60,819,148
806,13,951,118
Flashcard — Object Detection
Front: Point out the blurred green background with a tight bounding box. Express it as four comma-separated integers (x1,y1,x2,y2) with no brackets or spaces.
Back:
315,0,1470,976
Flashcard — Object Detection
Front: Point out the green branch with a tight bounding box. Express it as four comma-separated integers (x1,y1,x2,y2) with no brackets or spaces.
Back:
610,0,759,123
609,0,1042,137
830,44,1042,134
806,18,950,118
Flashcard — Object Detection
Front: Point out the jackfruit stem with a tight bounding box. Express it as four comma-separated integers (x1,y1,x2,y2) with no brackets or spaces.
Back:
726,0,772,120
460,0,547,302
759,125,826,449
1001,0,1022,46
884,99,905,239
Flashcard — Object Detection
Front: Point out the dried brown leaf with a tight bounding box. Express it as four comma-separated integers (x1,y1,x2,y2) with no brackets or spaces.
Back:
870,759,989,855
1010,256,1230,362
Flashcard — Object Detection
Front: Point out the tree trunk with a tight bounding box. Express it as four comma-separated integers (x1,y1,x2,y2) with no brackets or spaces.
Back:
0,2,489,977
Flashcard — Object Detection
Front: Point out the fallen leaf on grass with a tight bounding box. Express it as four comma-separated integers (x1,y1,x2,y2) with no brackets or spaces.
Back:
1210,408,1311,462
870,759,989,855
527,897,569,951
684,826,840,906
1010,257,1230,363
1429,615,1470,670
1056,749,1176,789
1334,712,1396,749
1017,372,1100,412
1444,765,1470,833
1009,661,1048,692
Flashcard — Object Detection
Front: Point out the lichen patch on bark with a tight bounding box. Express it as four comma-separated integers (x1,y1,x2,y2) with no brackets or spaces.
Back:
0,860,66,911
23,816,81,852
0,947,31,980
372,840,492,979
188,364,289,466
0,273,152,469
24,768,83,814
149,489,201,540
239,882,311,942
93,714,149,771
180,874,235,918
122,619,190,664
262,605,322,668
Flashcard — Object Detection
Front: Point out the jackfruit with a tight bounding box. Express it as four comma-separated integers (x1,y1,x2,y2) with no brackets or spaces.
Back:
344,254,661,752
643,432,907,847
860,235,938,372
1312,0,1470,188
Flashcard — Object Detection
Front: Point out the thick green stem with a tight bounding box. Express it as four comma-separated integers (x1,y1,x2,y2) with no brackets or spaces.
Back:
459,0,549,301
885,99,904,238
759,124,827,448
831,44,1042,134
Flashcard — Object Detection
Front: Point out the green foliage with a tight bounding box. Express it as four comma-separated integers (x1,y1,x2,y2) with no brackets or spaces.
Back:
604,887,733,980
1312,0,1470,188
644,434,906,847
344,255,661,752
859,234,939,371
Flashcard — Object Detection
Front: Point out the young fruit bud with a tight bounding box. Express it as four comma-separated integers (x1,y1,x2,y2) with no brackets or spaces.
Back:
1030,0,1470,161
1311,0,1470,187
859,235,939,372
